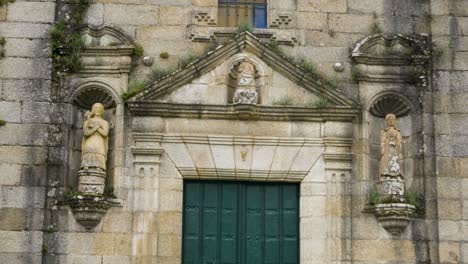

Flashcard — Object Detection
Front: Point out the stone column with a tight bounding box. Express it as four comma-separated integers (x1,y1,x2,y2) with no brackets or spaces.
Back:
131,133,163,263
322,121,354,263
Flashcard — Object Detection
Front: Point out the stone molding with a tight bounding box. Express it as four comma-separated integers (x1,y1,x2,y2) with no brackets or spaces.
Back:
132,133,164,168
159,134,324,146
187,26,299,46
368,91,412,118
128,102,359,122
81,25,134,46
72,81,120,109
323,138,354,171
132,133,352,182
69,25,136,75
134,133,354,182
352,34,430,83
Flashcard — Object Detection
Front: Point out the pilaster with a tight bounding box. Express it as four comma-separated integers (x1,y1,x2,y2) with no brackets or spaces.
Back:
130,133,164,263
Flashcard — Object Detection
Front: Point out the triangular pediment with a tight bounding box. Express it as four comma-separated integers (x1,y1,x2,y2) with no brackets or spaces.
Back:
128,32,356,110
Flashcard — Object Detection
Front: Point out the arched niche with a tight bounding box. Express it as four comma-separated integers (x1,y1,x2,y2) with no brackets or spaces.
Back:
67,81,122,193
367,92,419,187
224,54,266,104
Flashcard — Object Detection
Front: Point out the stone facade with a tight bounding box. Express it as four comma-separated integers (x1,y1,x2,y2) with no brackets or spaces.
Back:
0,0,467,263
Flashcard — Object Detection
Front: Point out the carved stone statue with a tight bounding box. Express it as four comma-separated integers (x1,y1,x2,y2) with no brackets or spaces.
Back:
377,113,405,199
233,60,258,104
379,113,403,178
78,103,109,194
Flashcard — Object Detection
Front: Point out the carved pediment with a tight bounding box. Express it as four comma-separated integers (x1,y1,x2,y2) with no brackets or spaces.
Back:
81,25,134,47
128,32,358,121
352,34,430,65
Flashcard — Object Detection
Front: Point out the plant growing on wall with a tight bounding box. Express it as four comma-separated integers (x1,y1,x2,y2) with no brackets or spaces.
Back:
134,43,144,58
0,37,5,58
272,96,294,106
266,40,338,89
236,22,254,33
159,52,169,59
0,0,15,6
49,0,89,73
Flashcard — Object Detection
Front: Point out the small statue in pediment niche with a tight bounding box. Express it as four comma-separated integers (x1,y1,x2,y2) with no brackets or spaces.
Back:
380,113,403,179
81,103,109,172
237,60,256,88
233,60,258,104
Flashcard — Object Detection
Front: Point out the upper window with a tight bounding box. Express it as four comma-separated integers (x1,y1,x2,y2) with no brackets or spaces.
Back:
218,0,267,29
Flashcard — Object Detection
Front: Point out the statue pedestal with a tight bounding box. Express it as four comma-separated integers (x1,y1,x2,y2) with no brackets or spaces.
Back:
373,203,416,235
78,168,106,195
68,195,112,230
377,176,405,203
365,176,416,236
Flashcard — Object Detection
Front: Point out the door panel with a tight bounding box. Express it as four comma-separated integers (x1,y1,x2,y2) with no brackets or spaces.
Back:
183,181,299,264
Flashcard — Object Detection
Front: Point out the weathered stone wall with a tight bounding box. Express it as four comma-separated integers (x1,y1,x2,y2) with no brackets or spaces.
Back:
0,1,56,263
0,0,467,263
430,0,468,263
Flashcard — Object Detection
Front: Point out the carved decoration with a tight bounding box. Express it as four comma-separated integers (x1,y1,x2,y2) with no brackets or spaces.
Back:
379,113,403,179
231,60,259,104
270,15,293,28
193,12,217,26
68,196,112,229
73,86,116,109
369,93,411,118
130,32,355,107
373,203,416,235
352,34,430,84
366,113,416,236
81,25,134,47
352,34,428,64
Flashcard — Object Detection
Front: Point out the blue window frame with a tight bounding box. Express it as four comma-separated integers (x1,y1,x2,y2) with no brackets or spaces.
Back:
218,0,267,29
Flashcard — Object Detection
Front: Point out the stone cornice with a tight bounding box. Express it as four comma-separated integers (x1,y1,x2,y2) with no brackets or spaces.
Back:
158,134,325,146
127,102,359,122
352,34,430,83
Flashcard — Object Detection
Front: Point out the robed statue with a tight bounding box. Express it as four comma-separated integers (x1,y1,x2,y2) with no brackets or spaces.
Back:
380,113,403,179
78,103,109,194
81,103,109,172
233,60,258,104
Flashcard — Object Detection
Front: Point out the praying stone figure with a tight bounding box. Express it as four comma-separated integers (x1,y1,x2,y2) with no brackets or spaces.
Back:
380,113,403,178
233,60,258,104
78,103,109,194
378,113,405,198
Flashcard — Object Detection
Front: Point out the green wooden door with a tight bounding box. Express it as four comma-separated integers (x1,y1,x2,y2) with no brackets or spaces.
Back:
183,181,299,264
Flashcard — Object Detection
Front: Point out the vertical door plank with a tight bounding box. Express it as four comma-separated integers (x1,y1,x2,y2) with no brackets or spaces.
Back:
220,183,239,264
183,182,201,263
282,184,299,264
202,183,219,263
245,184,263,264
264,185,281,264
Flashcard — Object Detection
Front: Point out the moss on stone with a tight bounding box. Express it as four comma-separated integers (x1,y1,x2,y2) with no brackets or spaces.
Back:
236,22,253,34
50,0,89,73
122,82,145,101
159,52,169,59
134,43,144,58
272,96,294,106
0,0,15,6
